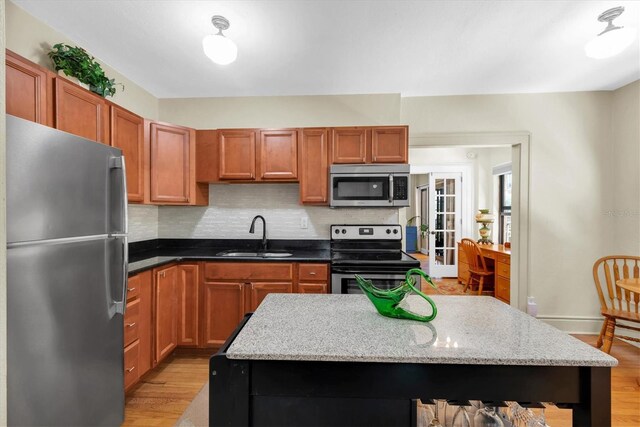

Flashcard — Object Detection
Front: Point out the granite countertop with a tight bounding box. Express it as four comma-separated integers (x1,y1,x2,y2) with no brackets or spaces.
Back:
226,294,618,367
128,239,331,276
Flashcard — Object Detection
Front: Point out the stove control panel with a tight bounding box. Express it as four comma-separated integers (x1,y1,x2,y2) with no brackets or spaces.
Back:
331,225,403,240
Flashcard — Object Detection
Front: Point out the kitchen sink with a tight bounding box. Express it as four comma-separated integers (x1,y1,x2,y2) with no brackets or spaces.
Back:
218,251,293,258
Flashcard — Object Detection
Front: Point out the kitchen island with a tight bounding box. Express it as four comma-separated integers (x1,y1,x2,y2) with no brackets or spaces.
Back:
211,294,617,426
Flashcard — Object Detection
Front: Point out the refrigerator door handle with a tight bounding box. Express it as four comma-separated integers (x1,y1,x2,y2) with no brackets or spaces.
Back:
110,156,128,235
115,236,129,315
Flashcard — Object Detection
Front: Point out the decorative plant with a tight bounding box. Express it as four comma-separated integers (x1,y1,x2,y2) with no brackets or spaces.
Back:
48,43,124,98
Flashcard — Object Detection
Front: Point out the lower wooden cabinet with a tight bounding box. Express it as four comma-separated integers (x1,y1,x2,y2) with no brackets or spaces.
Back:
136,270,153,377
154,264,178,365
123,269,152,392
124,340,140,392
248,282,293,312
178,264,200,347
202,281,245,348
296,263,329,294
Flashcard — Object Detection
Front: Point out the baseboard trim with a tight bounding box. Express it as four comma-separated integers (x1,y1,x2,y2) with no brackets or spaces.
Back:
537,315,604,334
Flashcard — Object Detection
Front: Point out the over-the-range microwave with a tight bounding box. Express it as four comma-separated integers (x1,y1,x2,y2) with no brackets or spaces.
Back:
329,164,410,207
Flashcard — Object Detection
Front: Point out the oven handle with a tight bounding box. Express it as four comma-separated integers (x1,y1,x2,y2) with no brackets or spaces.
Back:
331,266,420,274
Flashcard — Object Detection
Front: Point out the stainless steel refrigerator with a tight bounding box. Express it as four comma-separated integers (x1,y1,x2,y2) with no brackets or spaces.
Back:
7,115,128,426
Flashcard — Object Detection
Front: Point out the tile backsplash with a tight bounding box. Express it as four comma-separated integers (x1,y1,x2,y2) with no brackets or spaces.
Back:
128,204,159,242
156,184,398,240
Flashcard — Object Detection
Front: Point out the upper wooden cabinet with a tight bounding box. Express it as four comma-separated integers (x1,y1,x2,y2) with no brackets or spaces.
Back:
6,50,50,125
55,78,109,144
330,126,408,164
110,105,145,202
218,129,256,180
299,128,329,205
330,127,368,164
147,121,208,206
216,128,299,182
258,129,298,180
371,126,408,163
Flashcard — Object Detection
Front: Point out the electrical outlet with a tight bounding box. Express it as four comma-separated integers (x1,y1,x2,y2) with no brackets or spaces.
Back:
300,217,308,229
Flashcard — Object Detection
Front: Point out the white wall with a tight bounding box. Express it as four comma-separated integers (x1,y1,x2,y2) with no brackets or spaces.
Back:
611,80,640,255
159,184,398,240
0,0,7,422
402,91,616,331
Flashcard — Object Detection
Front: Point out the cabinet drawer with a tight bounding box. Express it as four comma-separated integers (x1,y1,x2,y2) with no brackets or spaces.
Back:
205,262,293,281
124,340,140,391
298,282,328,294
495,276,510,302
124,299,140,347
497,254,510,265
298,263,328,281
481,249,496,260
126,274,141,301
496,261,510,279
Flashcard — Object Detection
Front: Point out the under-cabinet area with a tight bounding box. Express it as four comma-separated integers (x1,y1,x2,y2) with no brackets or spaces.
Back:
124,260,329,392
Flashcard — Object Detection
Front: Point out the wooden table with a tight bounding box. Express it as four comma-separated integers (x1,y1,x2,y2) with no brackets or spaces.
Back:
458,243,511,302
616,278,640,294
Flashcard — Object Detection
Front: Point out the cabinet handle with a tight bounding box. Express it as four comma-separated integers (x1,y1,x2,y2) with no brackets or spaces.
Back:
127,287,136,292
126,322,136,328
126,367,135,373
309,272,316,275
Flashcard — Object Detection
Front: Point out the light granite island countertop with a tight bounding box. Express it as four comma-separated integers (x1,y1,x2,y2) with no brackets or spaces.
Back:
226,294,617,367
212,294,617,427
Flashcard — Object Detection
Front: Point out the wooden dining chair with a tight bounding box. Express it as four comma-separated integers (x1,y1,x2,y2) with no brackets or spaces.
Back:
592,255,640,353
460,238,494,295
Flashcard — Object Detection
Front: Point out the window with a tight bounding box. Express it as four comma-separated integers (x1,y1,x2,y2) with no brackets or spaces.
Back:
499,173,512,244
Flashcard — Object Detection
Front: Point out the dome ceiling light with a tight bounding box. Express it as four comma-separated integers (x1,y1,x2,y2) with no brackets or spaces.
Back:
584,6,636,59
202,15,238,65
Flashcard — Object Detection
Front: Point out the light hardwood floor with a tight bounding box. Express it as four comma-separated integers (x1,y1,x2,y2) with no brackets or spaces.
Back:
123,337,640,427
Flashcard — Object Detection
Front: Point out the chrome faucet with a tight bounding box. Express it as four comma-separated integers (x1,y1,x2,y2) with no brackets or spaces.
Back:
249,215,267,252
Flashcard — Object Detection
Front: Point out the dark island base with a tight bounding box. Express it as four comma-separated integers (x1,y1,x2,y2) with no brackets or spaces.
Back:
210,315,611,427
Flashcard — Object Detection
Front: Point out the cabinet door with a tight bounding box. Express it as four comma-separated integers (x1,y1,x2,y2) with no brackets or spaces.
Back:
150,122,192,203
371,126,408,163
202,281,245,348
154,265,178,364
297,282,328,294
6,50,48,125
218,129,256,180
177,264,199,347
135,270,153,376
55,78,108,144
247,282,293,312
258,129,298,180
110,105,145,202
299,128,329,204
124,340,140,392
331,127,368,164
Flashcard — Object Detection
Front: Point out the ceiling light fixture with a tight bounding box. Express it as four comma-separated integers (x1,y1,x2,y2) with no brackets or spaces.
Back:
202,15,238,65
584,6,636,59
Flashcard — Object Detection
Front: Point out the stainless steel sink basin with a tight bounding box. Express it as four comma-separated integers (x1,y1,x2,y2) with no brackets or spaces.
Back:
220,252,260,257
262,252,293,258
218,251,293,258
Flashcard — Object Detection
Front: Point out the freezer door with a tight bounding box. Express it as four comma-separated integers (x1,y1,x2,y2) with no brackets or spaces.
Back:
7,236,126,426
7,115,126,243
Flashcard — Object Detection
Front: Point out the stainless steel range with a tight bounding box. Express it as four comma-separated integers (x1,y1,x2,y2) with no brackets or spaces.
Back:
330,224,421,294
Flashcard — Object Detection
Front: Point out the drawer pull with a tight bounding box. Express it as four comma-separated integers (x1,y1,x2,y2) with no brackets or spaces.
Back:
126,367,136,373
126,322,137,328
127,287,136,292
309,272,316,275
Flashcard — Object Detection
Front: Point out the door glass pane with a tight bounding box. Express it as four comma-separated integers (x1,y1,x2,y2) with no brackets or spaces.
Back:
446,196,455,212
436,196,444,212
435,248,444,265
445,249,455,266
435,179,444,193
434,232,444,248
446,214,455,231
435,214,444,230
445,232,455,248
446,179,455,195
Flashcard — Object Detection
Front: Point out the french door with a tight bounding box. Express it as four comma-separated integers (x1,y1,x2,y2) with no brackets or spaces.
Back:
428,173,462,278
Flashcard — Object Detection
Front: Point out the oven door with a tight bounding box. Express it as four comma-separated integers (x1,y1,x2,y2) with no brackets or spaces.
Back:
331,267,421,294
330,173,393,207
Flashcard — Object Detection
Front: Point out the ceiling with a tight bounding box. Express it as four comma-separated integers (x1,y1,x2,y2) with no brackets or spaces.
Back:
12,0,640,98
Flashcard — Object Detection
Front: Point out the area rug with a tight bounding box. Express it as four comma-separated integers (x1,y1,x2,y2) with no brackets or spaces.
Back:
175,382,208,427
